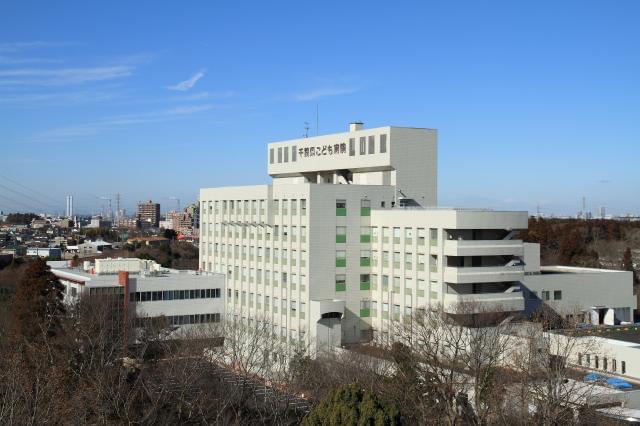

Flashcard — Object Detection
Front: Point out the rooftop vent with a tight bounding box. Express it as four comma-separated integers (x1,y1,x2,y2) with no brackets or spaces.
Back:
349,122,363,132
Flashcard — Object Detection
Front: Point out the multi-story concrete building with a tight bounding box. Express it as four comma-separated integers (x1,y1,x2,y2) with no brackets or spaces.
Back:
137,200,161,228
200,123,525,349
199,122,635,351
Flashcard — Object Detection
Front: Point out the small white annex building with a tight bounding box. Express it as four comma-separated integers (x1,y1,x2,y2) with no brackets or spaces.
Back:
48,258,225,332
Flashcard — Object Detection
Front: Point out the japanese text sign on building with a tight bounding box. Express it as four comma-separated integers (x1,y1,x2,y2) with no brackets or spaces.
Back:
298,143,347,159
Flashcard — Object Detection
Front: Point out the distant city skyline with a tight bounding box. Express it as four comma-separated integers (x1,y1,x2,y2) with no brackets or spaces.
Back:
1,1,639,216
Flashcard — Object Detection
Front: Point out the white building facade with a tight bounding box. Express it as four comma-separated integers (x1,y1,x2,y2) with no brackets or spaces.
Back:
49,258,225,332
199,123,551,350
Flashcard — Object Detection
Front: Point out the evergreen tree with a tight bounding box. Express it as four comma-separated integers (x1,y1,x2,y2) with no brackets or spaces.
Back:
302,384,400,426
12,258,65,342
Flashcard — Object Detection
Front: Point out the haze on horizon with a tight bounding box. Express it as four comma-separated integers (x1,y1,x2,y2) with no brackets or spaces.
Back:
1,0,639,217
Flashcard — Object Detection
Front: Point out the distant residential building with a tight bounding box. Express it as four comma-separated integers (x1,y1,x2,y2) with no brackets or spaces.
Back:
137,200,160,228
185,202,200,231
159,219,175,230
165,210,194,234
0,246,26,257
117,217,139,229
65,240,113,258
26,247,61,259
86,216,112,229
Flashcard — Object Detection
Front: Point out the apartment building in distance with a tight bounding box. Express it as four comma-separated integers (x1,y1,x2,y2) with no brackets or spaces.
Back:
199,122,635,352
137,200,161,228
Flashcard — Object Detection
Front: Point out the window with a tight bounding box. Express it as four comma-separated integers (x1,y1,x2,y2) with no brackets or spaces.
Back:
393,276,400,293
360,250,371,267
336,226,347,243
554,290,562,300
405,252,413,269
393,304,400,321
291,145,297,162
393,227,401,243
349,138,355,156
300,199,307,215
368,135,375,154
360,299,371,317
335,274,346,292
336,250,346,267
382,302,389,319
382,275,389,291
359,137,366,154
542,291,550,301
360,226,371,243
360,274,370,290
336,199,347,216
277,147,282,163
405,227,413,243
622,361,626,374
269,148,274,164
429,228,437,245
360,199,371,216
380,134,387,153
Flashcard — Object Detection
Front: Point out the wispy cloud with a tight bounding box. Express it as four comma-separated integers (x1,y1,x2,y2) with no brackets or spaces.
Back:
0,55,63,65
167,69,206,91
0,41,78,53
174,90,234,101
0,91,119,107
294,86,360,101
0,66,133,86
28,104,219,143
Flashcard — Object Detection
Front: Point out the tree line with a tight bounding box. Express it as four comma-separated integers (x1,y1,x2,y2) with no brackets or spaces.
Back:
0,259,621,424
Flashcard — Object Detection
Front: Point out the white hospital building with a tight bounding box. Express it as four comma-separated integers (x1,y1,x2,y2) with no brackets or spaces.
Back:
199,123,635,351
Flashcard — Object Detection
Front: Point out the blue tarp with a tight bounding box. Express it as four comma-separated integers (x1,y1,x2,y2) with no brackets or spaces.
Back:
585,373,603,382
606,378,633,389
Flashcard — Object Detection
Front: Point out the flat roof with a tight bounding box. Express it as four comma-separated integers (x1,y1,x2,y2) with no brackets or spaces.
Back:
540,265,627,275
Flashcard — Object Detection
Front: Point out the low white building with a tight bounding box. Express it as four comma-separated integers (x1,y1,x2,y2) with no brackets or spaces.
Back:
49,258,225,333
523,243,635,325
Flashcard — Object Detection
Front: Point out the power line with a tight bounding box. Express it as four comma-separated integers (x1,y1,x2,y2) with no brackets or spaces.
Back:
0,192,45,212
0,174,61,205
0,182,60,211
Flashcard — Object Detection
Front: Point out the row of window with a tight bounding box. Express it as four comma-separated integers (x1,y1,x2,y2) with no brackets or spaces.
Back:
335,199,371,216
130,288,222,302
228,290,306,316
338,274,438,296
335,250,437,269
268,134,388,165
221,266,307,288
202,199,307,216
206,244,307,261
358,300,426,320
167,313,221,326
578,353,627,374
229,314,306,342
204,224,308,241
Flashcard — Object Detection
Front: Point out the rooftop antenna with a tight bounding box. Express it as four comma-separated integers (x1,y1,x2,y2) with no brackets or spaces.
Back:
304,122,309,138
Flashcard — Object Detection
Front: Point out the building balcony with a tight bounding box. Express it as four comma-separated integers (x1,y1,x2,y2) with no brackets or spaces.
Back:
443,239,524,257
442,292,524,314
444,265,524,284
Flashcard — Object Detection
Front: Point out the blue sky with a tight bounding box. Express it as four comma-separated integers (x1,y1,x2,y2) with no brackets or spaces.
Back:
1,0,639,216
